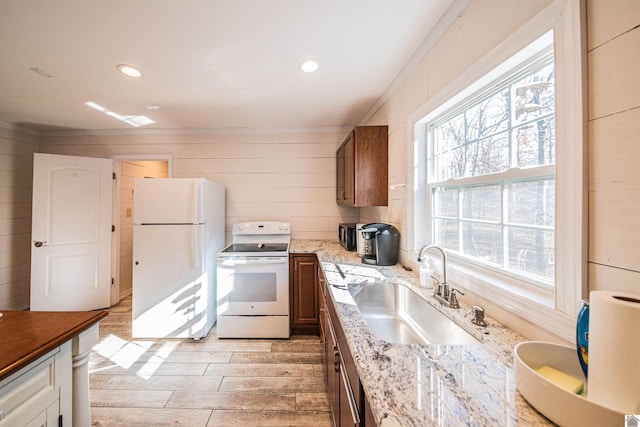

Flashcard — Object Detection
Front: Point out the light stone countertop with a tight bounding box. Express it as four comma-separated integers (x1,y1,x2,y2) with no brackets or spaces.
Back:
290,240,553,427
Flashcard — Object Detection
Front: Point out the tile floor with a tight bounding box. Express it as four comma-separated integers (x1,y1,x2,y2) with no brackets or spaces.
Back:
89,297,332,426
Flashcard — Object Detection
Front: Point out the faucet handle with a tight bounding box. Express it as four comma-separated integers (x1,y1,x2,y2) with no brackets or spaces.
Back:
466,305,487,327
431,275,441,294
448,288,464,309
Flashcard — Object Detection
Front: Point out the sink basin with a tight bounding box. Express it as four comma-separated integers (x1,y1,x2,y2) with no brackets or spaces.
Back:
348,281,479,346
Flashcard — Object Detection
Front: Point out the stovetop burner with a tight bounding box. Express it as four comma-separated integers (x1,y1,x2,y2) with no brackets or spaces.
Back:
220,243,289,253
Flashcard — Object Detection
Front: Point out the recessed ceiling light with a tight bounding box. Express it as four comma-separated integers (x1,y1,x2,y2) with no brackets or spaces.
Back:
116,64,143,78
299,59,320,73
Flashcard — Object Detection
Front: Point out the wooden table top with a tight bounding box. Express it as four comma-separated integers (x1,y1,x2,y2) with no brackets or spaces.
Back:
0,310,108,381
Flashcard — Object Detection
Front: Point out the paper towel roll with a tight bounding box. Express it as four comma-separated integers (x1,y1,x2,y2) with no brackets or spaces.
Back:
588,290,640,413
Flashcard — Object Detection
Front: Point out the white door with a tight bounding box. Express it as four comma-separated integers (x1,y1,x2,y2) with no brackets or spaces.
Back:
30,153,113,311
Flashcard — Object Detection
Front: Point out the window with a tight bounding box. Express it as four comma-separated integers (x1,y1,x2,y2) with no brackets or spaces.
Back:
428,39,556,288
408,0,586,342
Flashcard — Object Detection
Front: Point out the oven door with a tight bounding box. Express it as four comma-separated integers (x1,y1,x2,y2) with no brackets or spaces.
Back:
216,256,289,316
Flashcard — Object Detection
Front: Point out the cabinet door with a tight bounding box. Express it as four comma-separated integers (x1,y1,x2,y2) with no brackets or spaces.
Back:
0,356,59,427
336,143,345,204
343,132,355,204
24,399,59,427
335,126,388,207
289,254,319,335
325,313,340,427
365,396,377,427
336,131,355,205
339,364,361,427
318,266,327,382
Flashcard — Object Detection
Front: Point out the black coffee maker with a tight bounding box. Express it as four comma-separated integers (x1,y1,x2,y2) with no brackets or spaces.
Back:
359,223,400,266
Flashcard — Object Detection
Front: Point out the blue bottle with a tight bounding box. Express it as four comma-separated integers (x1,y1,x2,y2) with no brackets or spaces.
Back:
576,300,589,377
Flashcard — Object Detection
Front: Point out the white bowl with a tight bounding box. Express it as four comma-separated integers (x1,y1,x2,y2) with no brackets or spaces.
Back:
514,341,624,427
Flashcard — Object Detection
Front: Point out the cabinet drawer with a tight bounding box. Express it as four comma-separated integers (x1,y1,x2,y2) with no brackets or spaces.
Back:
0,353,58,426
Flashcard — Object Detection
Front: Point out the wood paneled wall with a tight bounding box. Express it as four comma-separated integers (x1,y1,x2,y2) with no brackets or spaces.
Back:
0,125,39,310
586,0,640,294
39,131,359,244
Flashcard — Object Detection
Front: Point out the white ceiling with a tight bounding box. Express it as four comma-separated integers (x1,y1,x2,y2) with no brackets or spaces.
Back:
0,0,457,132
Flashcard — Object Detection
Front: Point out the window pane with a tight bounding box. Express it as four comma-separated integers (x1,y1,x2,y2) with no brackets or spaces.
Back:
514,117,555,167
425,34,556,287
506,180,555,227
507,227,554,280
462,222,502,265
466,132,510,175
514,63,555,124
461,185,501,221
434,114,465,154
433,187,458,218
434,218,459,251
448,146,467,179
432,114,465,181
466,90,510,140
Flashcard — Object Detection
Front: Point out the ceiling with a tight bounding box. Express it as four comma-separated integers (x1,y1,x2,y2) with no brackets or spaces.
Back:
0,0,457,132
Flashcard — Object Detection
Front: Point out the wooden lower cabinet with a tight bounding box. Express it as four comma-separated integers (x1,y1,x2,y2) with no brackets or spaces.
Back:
318,265,375,427
289,254,320,335
364,399,376,427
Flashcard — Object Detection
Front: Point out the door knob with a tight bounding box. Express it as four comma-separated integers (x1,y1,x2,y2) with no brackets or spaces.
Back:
34,241,47,247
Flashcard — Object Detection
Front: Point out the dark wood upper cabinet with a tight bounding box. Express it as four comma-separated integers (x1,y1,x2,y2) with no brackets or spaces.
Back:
336,125,388,207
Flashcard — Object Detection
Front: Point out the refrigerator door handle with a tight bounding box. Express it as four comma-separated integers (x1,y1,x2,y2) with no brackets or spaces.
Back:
193,180,204,224
190,226,201,270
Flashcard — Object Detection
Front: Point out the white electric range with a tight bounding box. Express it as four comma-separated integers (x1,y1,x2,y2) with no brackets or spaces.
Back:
216,221,290,338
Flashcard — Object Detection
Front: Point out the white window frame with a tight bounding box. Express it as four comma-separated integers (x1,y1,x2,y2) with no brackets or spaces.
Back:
407,0,586,342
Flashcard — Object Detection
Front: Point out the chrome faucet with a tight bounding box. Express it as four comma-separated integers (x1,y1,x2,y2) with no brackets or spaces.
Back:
417,244,464,308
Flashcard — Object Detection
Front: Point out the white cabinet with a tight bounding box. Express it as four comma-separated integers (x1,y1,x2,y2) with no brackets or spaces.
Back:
0,342,72,427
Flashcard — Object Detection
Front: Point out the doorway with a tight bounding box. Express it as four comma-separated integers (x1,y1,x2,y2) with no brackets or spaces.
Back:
112,156,170,304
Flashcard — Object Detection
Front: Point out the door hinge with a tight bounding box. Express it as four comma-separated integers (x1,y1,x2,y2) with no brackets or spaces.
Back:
58,414,63,427
112,172,116,180
112,225,116,232
111,278,115,286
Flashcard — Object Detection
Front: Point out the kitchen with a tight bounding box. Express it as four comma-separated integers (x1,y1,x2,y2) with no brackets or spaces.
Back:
1,0,639,426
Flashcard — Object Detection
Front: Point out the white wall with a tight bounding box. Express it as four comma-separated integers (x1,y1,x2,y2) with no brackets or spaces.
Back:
38,131,360,244
0,125,39,309
586,0,640,295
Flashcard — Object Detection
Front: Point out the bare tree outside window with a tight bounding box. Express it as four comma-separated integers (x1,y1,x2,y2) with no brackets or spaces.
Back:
429,58,555,283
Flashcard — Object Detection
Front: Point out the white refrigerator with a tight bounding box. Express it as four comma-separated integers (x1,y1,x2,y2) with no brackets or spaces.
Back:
132,178,225,339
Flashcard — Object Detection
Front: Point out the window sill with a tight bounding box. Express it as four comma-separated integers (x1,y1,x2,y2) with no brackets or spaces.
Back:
442,257,576,342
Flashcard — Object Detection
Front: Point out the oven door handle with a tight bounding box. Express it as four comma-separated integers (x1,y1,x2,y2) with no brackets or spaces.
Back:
217,258,288,266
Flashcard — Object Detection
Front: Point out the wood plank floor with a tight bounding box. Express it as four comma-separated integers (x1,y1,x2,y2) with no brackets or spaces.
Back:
90,296,332,426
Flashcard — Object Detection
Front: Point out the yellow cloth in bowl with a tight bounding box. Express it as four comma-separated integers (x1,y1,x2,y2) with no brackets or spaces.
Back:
536,365,584,394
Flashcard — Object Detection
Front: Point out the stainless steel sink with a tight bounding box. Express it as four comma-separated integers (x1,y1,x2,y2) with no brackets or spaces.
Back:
348,281,479,346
